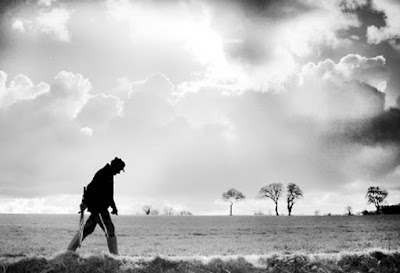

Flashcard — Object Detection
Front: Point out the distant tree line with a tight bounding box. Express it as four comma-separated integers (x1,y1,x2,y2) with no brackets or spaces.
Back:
381,204,400,214
140,184,396,216
221,184,398,216
222,183,303,216
329,186,397,216
141,205,193,216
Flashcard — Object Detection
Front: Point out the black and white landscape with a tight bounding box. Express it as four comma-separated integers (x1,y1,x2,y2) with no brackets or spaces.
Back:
1,1,400,271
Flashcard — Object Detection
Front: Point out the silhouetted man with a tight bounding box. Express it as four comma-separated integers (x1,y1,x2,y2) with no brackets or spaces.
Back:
67,157,125,254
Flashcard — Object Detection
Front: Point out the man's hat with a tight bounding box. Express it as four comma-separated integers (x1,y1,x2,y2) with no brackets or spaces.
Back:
111,157,125,172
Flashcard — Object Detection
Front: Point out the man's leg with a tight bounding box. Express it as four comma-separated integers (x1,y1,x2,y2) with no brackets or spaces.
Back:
67,213,97,251
81,213,98,240
99,210,118,255
67,233,81,251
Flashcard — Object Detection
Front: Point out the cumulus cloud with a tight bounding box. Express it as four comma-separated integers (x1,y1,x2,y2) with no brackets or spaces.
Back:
103,0,362,93
2,0,400,215
0,70,92,118
130,72,175,100
121,72,176,128
298,54,388,90
36,8,71,42
294,67,400,181
367,0,400,51
168,52,397,195
77,94,123,132
292,54,387,121
0,71,50,108
49,71,91,118
11,19,26,32
37,0,58,7
0,70,106,197
11,8,71,42
284,53,400,179
336,54,389,91
189,0,363,92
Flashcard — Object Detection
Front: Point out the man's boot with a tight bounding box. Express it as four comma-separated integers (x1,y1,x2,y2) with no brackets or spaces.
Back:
107,236,118,255
67,232,80,251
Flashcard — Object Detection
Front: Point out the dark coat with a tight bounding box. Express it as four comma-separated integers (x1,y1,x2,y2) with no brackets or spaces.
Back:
84,164,116,213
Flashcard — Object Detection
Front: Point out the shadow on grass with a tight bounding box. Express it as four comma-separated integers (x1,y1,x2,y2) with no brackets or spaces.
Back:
1,250,400,273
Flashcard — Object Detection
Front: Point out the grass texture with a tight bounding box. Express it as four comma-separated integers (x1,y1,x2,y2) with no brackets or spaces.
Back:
1,250,400,273
2,215,400,257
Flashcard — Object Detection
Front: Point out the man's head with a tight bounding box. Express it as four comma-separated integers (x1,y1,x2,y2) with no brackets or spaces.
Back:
111,157,125,175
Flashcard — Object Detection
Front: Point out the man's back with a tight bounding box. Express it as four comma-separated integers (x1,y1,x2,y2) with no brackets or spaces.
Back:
85,164,114,212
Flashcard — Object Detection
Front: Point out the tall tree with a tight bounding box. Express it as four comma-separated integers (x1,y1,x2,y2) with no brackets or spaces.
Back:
366,186,388,214
286,183,303,216
222,188,245,216
259,183,283,216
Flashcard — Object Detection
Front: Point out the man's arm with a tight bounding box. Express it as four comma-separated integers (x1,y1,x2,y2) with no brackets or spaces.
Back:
109,181,118,215
110,200,118,215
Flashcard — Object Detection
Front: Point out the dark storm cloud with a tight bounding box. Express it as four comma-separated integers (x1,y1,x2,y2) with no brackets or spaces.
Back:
0,0,21,15
214,0,314,19
351,107,400,145
328,102,400,147
338,0,400,108
0,0,21,50
341,0,385,28
322,106,400,179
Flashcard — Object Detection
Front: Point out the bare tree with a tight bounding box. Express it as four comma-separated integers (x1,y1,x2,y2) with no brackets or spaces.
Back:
346,206,353,216
142,205,152,215
163,206,175,215
179,210,193,216
286,183,303,216
222,188,245,216
259,183,283,216
366,186,388,214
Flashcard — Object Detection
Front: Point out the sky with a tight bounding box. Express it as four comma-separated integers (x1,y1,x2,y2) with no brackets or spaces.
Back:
0,0,400,215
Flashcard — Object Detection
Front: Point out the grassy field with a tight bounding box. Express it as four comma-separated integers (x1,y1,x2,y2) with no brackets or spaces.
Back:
0,214,399,257
1,214,400,272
